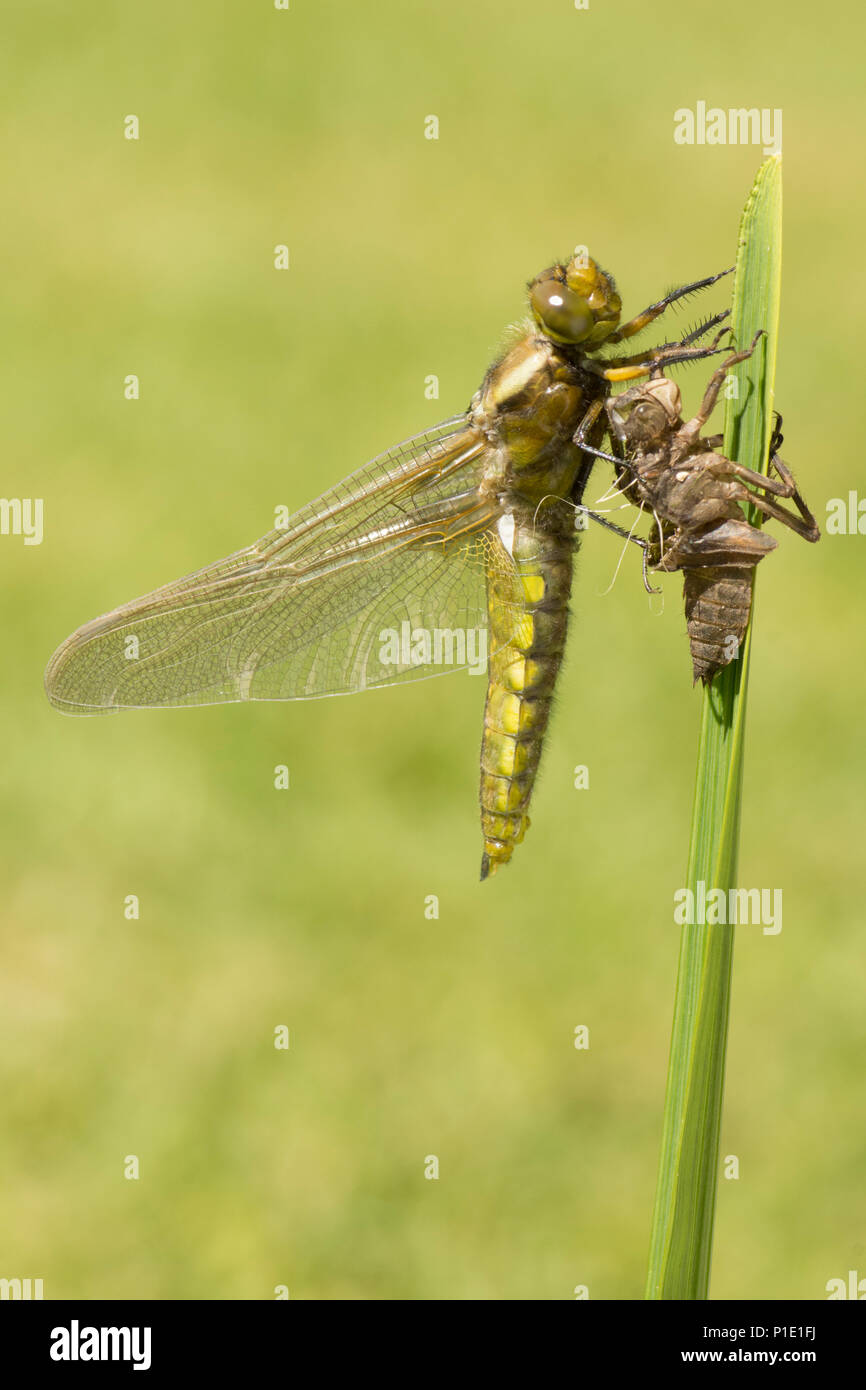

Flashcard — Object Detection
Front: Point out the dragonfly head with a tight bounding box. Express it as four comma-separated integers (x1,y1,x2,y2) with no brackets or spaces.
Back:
607,378,682,450
529,252,622,349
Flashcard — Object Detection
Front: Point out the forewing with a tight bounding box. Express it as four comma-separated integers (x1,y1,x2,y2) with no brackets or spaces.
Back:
45,417,522,713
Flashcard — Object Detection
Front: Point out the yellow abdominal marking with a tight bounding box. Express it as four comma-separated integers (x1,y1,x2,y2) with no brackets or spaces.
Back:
521,573,545,604
487,732,531,778
513,613,535,648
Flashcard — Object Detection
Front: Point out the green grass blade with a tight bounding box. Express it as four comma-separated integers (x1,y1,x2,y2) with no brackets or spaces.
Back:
644,156,783,1300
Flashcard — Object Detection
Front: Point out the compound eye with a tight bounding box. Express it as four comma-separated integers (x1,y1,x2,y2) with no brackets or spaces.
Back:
529,279,594,344
631,400,666,437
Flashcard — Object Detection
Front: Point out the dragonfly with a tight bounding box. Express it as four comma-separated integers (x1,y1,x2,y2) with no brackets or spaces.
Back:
575,335,820,683
45,248,731,878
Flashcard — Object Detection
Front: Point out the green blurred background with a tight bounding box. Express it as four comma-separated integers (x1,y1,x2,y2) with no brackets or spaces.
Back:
2,0,863,1300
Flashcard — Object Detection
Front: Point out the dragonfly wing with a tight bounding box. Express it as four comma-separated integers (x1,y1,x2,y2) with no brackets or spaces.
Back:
46,417,523,713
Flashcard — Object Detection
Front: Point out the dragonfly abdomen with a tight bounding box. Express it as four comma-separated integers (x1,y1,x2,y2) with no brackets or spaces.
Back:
479,517,574,879
683,565,753,684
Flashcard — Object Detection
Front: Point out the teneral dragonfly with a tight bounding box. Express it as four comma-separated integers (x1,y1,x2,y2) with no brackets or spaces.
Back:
576,335,820,683
45,249,731,877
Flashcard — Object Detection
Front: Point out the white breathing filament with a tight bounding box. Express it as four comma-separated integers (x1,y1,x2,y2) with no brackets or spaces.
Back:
598,503,645,597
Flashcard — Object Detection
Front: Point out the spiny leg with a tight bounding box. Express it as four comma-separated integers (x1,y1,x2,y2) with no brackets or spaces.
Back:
716,454,821,542
766,452,821,543
573,397,627,468
573,431,621,467
764,412,817,536
575,503,661,593
587,313,732,378
590,334,732,384
603,310,732,373
606,266,734,344
727,477,821,541
573,409,644,493
570,401,658,591
677,329,816,534
678,309,733,348
571,396,618,484
573,396,605,451
569,412,660,591
680,331,764,437
644,326,735,376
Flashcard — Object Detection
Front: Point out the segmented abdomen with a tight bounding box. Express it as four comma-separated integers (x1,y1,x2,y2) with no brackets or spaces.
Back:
479,516,574,878
683,566,753,685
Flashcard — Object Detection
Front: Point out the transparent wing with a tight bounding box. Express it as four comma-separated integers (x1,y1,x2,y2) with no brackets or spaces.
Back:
45,416,523,714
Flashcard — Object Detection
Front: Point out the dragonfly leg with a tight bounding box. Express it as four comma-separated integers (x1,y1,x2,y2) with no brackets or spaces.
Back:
591,334,732,383
574,405,647,496
574,505,662,594
588,316,733,379
644,326,735,374
606,266,734,344
766,453,820,542
674,308,733,347
763,411,820,535
679,332,764,435
574,433,620,466
604,311,733,373
714,455,820,542
573,397,619,460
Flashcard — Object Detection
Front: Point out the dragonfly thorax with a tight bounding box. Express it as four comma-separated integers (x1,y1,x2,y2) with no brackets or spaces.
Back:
473,333,587,500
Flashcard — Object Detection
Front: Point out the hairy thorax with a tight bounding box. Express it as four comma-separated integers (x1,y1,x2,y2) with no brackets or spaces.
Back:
472,333,588,508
